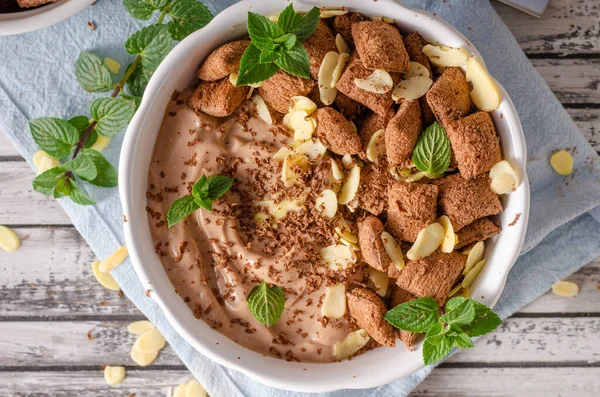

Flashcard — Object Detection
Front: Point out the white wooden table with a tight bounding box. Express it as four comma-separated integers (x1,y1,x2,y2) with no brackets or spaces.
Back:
1,1,599,395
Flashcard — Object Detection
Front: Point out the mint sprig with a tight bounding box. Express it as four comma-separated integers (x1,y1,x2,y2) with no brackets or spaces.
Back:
247,281,285,326
236,4,320,86
166,174,234,227
412,121,451,177
385,297,501,365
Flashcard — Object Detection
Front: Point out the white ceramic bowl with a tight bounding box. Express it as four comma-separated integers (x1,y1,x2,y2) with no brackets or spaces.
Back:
0,0,94,35
119,0,530,392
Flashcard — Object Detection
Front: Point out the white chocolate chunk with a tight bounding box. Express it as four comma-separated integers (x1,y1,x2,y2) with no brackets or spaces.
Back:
330,158,344,180
282,153,309,187
367,267,390,297
438,215,456,253
466,58,501,111
319,51,340,105
134,328,166,354
0,225,21,253
290,96,317,115
186,380,208,397
551,280,579,297
333,329,370,360
366,129,386,162
99,245,128,273
338,165,361,205
381,231,405,270
273,147,292,162
251,95,272,125
332,52,350,87
406,222,445,260
294,139,327,160
490,173,516,195
103,57,121,74
33,150,61,174
322,283,347,318
550,150,573,176
354,69,393,94
90,136,110,152
320,244,357,270
315,189,338,218
463,241,485,275
462,259,486,288
489,160,520,186
103,365,125,386
392,76,432,102
422,44,469,67
320,7,348,18
405,62,430,79
92,260,120,291
335,33,351,54
130,347,158,366
127,320,156,335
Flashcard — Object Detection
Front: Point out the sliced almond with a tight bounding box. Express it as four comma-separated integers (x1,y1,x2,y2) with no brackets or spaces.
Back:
422,44,469,67
466,58,500,111
186,380,207,397
130,347,158,367
354,69,393,94
338,164,361,205
283,110,316,142
381,231,405,270
251,95,272,124
462,259,486,288
320,7,348,18
390,166,412,181
0,225,21,253
332,52,350,87
405,170,428,183
294,139,327,160
230,72,263,88
315,189,338,218
320,244,357,270
103,57,121,74
463,241,485,275
551,280,579,297
489,160,520,186
92,260,120,291
438,215,456,253
103,365,125,386
99,245,128,273
405,62,430,79
290,96,317,115
273,147,292,162
448,284,462,298
341,154,354,168
335,33,351,55
366,267,390,297
330,158,344,180
406,222,445,261
282,153,309,187
173,383,188,397
90,136,111,152
333,329,370,360
366,129,386,162
370,16,395,24
458,287,471,298
127,320,156,335
255,199,304,220
490,173,516,195
550,150,573,176
319,51,340,105
322,283,347,318
392,76,433,102
133,328,166,354
339,237,360,251
335,216,358,243
268,14,279,23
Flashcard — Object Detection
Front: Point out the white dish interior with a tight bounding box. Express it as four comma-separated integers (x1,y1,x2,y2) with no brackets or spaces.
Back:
119,0,530,392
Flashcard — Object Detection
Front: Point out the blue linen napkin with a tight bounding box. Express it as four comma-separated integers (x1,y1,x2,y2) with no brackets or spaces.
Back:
1,0,599,396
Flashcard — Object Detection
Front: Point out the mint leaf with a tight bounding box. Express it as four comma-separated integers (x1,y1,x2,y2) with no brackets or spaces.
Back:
68,180,96,205
167,195,200,227
54,175,72,198
32,167,66,196
81,149,118,187
247,11,283,50
90,97,136,137
439,298,476,325
258,45,277,64
422,323,452,366
75,52,113,92
68,116,98,148
125,25,172,71
206,175,234,200
274,33,297,50
274,41,310,79
29,118,79,159
126,62,153,96
447,325,474,349
276,4,303,33
247,280,285,326
167,0,214,41
286,6,320,42
123,0,168,20
191,175,209,199
460,300,502,337
412,121,451,177
385,297,440,333
445,296,467,311
197,196,212,211
63,154,98,182
237,43,279,86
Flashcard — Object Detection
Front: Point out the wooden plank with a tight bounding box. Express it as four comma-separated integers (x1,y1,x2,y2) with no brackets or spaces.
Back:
0,131,20,158
532,58,600,105
570,107,600,153
1,317,598,367
493,0,600,55
1,227,598,318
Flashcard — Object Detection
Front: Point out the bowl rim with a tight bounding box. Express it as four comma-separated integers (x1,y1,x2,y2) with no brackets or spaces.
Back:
119,0,530,392
0,0,94,36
